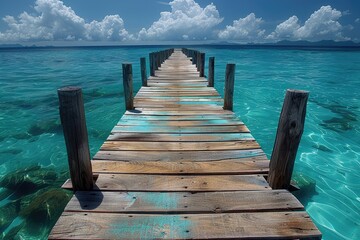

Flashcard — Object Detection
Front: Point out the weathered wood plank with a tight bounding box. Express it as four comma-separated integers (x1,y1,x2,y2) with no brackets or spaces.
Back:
91,160,269,175
125,110,235,116
93,149,268,162
93,174,270,191
111,125,250,133
100,140,260,151
49,212,321,239
65,190,302,213
117,119,244,126
107,133,254,142
120,114,238,121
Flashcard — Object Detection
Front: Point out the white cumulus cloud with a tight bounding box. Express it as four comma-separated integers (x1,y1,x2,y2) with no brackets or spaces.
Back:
267,5,348,41
0,0,132,42
217,13,265,42
138,0,223,40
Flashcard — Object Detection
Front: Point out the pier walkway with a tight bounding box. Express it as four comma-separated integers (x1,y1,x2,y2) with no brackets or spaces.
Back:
49,49,321,239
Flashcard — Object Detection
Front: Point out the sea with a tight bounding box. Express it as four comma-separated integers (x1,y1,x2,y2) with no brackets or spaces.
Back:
0,45,359,239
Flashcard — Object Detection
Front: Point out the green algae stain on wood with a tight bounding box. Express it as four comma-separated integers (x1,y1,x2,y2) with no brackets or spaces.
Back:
110,215,192,239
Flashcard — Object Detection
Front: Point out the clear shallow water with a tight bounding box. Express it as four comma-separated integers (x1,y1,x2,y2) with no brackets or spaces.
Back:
0,46,359,239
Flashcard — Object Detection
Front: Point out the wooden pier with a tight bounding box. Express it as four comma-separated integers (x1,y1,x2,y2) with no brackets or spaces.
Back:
50,49,321,239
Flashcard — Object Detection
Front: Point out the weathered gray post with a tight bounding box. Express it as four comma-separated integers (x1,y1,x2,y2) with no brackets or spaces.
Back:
208,57,215,87
268,90,309,189
58,87,93,191
122,63,134,110
140,57,147,87
199,53,205,77
223,63,236,111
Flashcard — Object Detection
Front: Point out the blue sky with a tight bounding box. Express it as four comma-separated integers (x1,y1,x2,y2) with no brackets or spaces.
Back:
0,0,359,44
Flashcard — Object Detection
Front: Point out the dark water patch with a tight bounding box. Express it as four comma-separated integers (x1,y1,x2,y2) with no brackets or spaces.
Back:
83,88,123,101
0,148,23,155
312,144,333,153
0,200,20,231
27,119,62,136
310,99,358,133
292,173,318,207
0,165,58,197
320,117,355,132
12,133,32,140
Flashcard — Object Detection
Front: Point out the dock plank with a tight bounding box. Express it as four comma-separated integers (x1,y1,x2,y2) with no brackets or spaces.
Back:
93,149,268,162
91,159,269,175
65,190,302,213
100,140,260,151
93,174,270,191
49,212,320,239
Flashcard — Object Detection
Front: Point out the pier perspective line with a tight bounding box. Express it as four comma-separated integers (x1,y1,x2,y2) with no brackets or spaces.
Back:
50,48,321,239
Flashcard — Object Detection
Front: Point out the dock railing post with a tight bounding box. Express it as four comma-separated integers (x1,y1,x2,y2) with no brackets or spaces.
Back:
140,57,147,87
58,87,93,191
268,89,309,189
122,63,134,110
199,53,205,77
223,63,236,111
208,57,215,87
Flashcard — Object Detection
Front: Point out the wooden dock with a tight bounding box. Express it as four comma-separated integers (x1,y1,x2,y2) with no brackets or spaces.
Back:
50,49,321,239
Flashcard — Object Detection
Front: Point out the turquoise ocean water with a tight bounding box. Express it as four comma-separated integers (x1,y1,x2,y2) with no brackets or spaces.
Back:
0,45,359,239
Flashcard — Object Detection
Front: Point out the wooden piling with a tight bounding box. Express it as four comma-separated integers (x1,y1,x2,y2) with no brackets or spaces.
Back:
149,53,155,76
140,57,147,87
58,87,93,191
122,63,134,110
199,53,205,77
223,63,236,111
208,57,214,87
268,89,309,189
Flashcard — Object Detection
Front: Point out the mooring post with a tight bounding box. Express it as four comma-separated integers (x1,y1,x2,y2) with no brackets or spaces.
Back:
196,52,201,71
208,57,215,87
223,63,236,111
268,89,309,189
192,50,197,65
122,63,134,110
149,52,155,77
140,57,147,87
156,51,161,69
199,53,205,77
58,87,93,191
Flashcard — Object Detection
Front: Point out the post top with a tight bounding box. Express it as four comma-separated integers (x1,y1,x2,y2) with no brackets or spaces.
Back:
286,89,309,94
58,86,81,92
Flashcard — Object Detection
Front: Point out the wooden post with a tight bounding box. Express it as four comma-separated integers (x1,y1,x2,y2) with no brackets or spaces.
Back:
196,52,201,71
208,57,215,87
149,53,155,77
268,90,309,189
140,57,147,87
199,53,205,77
223,63,235,111
58,87,93,191
122,63,134,110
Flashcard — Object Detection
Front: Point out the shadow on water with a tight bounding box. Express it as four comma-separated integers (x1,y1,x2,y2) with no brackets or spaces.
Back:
310,99,358,133
0,165,72,239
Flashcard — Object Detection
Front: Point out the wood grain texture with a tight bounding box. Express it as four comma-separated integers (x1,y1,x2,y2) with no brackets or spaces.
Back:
58,87,93,191
93,149,268,162
65,190,302,213
268,90,309,189
107,133,254,142
94,174,270,191
91,160,269,174
100,140,260,151
111,125,250,133
49,212,320,239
